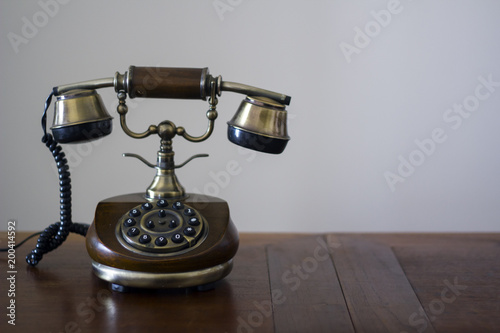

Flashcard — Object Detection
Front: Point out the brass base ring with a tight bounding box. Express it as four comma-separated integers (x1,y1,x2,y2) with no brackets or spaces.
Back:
91,260,233,289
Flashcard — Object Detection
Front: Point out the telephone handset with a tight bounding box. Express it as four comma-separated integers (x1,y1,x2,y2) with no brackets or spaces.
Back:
28,66,291,291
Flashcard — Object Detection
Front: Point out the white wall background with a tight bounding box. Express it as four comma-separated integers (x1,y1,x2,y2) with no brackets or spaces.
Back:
1,0,500,233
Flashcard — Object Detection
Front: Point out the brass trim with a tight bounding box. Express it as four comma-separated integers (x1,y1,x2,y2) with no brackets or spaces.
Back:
54,77,114,95
200,67,209,100
221,81,291,105
51,89,113,129
227,96,289,140
91,260,233,289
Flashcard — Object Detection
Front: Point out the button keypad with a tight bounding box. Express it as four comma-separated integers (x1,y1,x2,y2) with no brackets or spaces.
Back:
127,227,140,237
124,218,136,227
171,233,184,243
157,199,168,208
129,209,141,217
173,201,184,210
141,203,153,210
184,227,196,236
146,220,155,229
155,236,168,246
139,234,152,244
119,199,206,253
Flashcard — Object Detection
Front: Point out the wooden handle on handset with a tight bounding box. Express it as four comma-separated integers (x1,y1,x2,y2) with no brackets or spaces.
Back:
127,66,209,100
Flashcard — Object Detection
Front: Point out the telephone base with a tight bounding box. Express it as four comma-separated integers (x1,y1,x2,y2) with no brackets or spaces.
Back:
86,193,239,290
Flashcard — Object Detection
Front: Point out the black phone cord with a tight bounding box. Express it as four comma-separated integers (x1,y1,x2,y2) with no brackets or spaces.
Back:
25,133,89,266
23,91,89,266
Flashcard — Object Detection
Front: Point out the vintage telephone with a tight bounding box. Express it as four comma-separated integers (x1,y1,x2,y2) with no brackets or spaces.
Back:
26,66,291,291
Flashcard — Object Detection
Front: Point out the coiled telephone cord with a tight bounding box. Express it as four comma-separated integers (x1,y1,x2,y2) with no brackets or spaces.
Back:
0,91,90,265
1,92,89,263
24,133,89,266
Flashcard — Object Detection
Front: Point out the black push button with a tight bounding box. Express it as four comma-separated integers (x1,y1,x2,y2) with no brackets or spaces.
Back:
139,234,151,244
129,209,141,217
184,227,196,236
173,201,184,210
146,220,155,229
184,208,195,216
171,233,184,243
155,236,167,246
158,209,167,217
127,227,140,237
124,218,136,227
188,217,200,226
157,199,168,208
169,220,177,228
141,202,153,210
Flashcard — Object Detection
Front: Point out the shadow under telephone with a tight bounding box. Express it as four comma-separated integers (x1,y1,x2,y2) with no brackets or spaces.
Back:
25,66,291,292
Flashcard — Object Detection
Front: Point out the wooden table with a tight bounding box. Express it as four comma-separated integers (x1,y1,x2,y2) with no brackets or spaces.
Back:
1,232,498,332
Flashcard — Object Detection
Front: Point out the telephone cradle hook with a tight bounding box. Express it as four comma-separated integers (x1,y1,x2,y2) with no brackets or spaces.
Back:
121,150,208,200
116,89,216,200
123,153,209,169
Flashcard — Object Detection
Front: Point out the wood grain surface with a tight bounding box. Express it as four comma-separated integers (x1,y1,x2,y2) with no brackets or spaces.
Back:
0,232,498,332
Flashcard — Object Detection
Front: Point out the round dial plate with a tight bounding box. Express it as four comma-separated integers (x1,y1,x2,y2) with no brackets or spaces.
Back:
117,200,207,254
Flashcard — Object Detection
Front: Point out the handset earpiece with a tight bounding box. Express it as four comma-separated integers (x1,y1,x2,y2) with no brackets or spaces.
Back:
51,89,113,143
